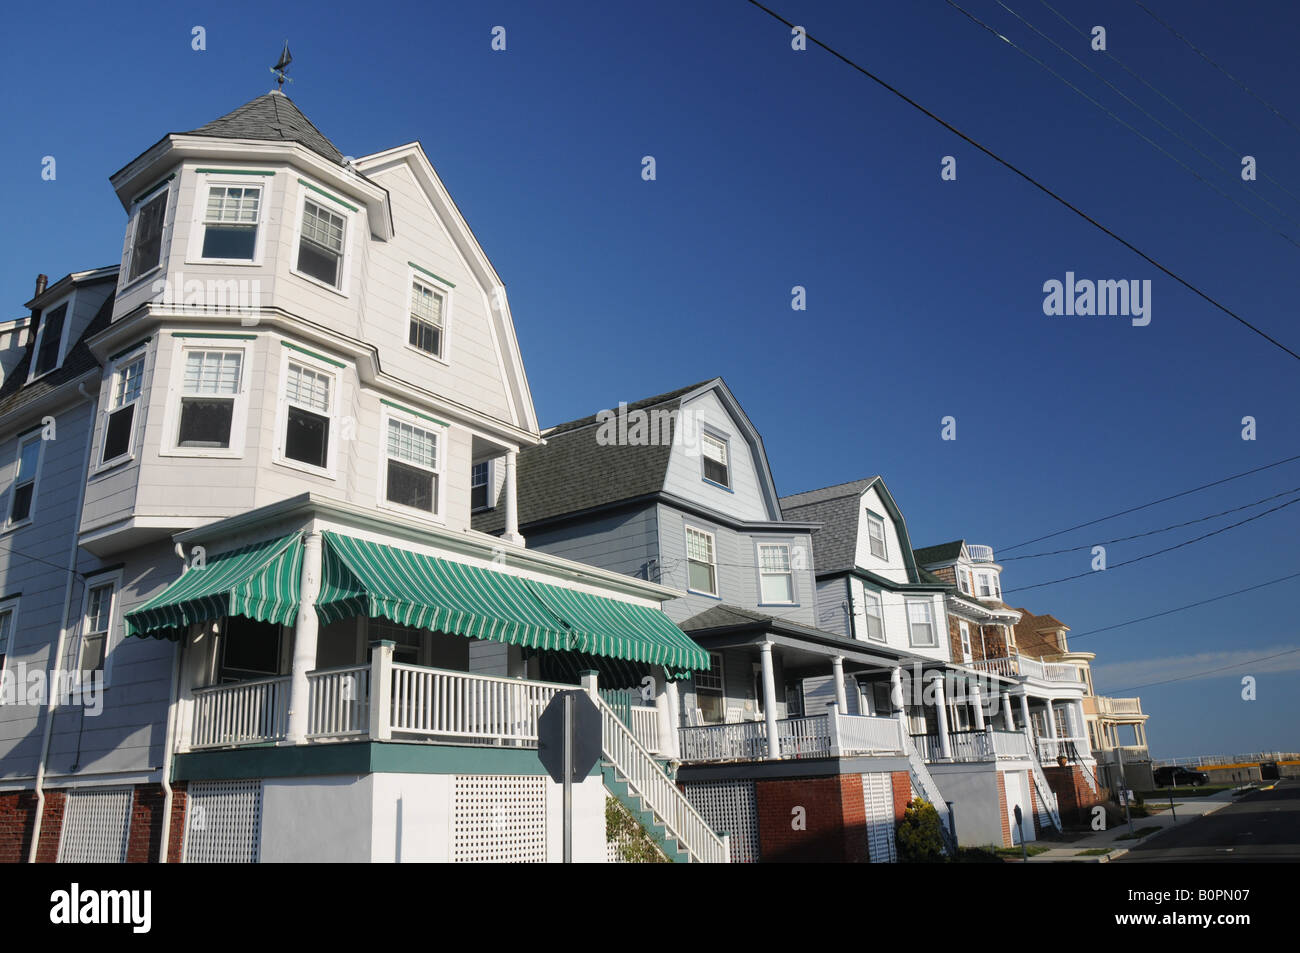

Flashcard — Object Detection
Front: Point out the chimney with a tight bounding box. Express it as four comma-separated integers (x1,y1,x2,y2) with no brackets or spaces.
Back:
34,274,47,297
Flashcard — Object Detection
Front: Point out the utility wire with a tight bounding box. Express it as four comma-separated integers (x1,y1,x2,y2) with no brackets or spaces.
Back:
1003,494,1300,593
1104,646,1300,694
950,0,1300,246
1000,485,1300,560
1039,0,1300,209
998,452,1300,552
1067,571,1300,641
741,1,1300,362
1134,0,1300,139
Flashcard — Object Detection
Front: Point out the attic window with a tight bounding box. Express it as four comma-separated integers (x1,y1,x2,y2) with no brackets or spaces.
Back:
409,279,445,359
865,511,887,560
701,433,730,488
31,304,68,379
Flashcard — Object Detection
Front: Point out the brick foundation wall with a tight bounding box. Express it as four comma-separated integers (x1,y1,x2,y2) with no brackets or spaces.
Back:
166,782,187,863
1028,771,1040,835
891,771,911,822
0,790,40,863
1043,765,1105,826
996,772,1012,847
755,775,871,862
34,789,66,863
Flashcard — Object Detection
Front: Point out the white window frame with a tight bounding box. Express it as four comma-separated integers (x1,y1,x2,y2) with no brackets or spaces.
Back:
272,346,340,479
290,181,353,296
906,597,938,648
860,587,885,643
470,459,493,512
1005,624,1017,653
377,406,446,523
5,430,46,531
121,180,174,289
699,431,731,490
78,570,123,683
756,542,795,606
186,172,274,266
0,597,19,680
865,510,887,560
959,621,972,662
695,651,724,694
406,269,453,366
95,346,148,472
978,572,992,597
957,567,970,594
27,293,75,383
684,525,719,598
158,336,253,459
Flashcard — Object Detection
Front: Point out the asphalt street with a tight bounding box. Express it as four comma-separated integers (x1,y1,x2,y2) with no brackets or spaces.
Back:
1114,780,1300,862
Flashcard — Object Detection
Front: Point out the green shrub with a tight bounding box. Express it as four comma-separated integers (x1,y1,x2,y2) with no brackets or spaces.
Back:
896,797,946,863
605,796,669,863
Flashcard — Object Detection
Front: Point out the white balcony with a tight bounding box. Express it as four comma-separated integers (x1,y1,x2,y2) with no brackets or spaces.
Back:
677,711,902,763
910,728,1030,763
966,544,996,563
970,654,1085,684
1095,696,1144,717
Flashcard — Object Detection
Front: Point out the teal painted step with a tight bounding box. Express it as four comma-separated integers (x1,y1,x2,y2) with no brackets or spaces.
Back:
602,762,692,863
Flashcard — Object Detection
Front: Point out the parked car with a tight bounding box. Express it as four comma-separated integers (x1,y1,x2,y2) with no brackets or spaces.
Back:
1153,766,1209,787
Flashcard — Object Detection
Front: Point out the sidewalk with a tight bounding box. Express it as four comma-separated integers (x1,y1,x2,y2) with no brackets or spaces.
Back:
1015,787,1250,863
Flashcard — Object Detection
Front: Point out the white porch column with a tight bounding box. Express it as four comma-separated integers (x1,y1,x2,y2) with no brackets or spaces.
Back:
831,656,848,712
1045,699,1058,740
502,449,524,545
286,531,323,745
970,680,986,730
1002,691,1015,730
664,677,682,759
760,642,781,760
890,666,907,747
1073,701,1092,757
930,672,952,760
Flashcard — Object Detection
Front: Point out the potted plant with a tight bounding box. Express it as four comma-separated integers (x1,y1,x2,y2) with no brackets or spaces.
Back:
1056,754,1068,767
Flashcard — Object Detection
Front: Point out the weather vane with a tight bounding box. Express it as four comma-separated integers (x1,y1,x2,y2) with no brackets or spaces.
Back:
271,41,293,89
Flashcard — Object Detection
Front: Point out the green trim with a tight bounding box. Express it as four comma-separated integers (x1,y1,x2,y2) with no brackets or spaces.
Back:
407,262,456,288
131,173,175,206
195,168,277,176
298,178,359,212
171,740,599,781
107,337,151,363
170,332,258,341
282,341,345,368
379,398,448,428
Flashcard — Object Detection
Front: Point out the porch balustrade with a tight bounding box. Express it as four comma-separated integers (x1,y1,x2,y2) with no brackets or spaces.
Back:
910,727,1030,763
676,711,901,763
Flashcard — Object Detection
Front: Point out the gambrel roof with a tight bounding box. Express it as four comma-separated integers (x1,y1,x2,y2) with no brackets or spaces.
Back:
913,540,965,566
184,91,346,164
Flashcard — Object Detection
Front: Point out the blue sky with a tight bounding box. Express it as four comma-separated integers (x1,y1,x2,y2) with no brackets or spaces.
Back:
2,0,1297,758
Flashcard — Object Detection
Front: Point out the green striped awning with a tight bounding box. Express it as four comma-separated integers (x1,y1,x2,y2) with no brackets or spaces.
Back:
317,532,709,672
125,533,304,639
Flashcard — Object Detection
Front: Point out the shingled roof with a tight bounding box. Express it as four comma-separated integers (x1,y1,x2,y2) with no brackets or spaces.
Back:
779,479,878,576
472,380,716,534
913,540,965,566
184,91,345,165
0,286,115,419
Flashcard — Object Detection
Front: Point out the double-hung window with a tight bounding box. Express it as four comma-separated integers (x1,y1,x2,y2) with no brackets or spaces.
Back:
906,598,937,647
177,349,243,449
281,360,334,471
861,588,885,642
471,461,491,510
958,568,970,594
757,543,794,604
0,602,14,673
126,187,169,282
385,417,440,514
30,303,68,379
866,511,887,559
701,433,730,488
685,527,718,596
297,199,346,288
8,433,43,526
409,279,446,359
80,581,115,674
978,572,992,597
200,184,262,260
959,621,972,661
695,651,724,723
101,352,145,464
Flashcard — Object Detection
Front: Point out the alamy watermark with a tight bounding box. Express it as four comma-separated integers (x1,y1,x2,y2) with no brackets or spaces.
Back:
1042,272,1151,326
0,664,103,716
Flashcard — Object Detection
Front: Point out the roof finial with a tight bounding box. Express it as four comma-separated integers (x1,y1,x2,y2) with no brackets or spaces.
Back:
271,41,293,91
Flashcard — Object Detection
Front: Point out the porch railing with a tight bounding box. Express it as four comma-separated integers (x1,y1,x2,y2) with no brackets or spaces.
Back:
969,654,1084,684
911,727,1031,763
190,675,290,749
629,705,662,755
389,663,569,743
677,711,901,762
1095,696,1144,716
1036,736,1090,762
777,715,832,758
308,665,370,738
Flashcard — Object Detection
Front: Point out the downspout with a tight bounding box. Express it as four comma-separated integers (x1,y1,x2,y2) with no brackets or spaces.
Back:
157,623,183,862
28,380,97,862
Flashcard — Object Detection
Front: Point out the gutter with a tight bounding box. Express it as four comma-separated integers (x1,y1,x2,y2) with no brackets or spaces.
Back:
28,381,98,861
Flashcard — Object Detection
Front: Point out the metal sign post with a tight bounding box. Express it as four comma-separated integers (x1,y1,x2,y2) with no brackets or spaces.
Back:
563,692,573,863
538,689,602,864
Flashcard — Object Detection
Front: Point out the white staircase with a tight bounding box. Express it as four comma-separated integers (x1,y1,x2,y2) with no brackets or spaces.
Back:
903,733,958,855
1026,730,1063,832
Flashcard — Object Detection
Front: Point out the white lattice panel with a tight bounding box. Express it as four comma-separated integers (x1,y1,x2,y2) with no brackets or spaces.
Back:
683,779,759,863
862,772,897,863
183,780,262,863
452,775,547,862
57,787,132,863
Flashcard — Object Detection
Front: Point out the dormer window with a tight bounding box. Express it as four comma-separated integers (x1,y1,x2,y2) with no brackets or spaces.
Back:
866,511,887,559
126,187,169,282
30,303,68,379
701,432,730,488
296,198,346,289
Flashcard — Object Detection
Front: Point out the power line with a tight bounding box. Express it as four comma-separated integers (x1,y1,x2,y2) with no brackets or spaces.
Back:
948,0,1300,246
1003,494,1300,594
1104,646,1300,694
1039,0,1300,210
1000,485,1300,561
740,1,1300,362
998,452,1300,551
1067,571,1300,641
1133,0,1300,139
